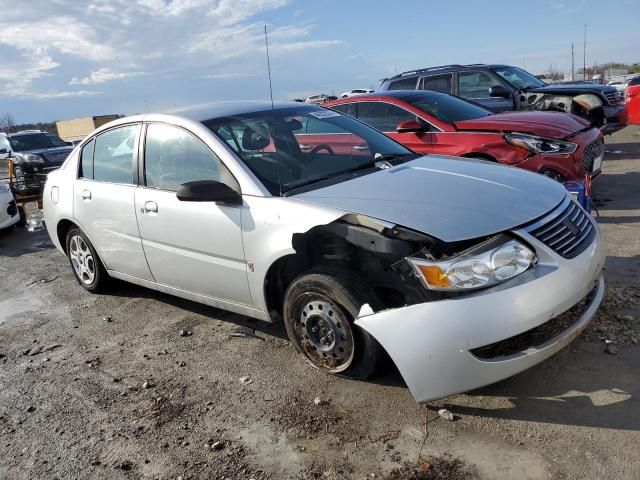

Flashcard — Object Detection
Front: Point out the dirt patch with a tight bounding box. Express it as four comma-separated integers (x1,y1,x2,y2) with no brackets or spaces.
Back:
270,392,360,441
584,286,640,345
295,459,355,480
387,454,479,480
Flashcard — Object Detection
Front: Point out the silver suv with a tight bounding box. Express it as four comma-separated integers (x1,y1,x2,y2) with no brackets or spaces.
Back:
43,102,604,402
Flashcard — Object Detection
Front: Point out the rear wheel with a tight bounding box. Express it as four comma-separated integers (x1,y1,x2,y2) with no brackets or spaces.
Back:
283,265,383,380
65,227,110,293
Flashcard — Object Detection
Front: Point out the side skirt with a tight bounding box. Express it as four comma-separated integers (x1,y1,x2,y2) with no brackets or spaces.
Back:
107,270,271,322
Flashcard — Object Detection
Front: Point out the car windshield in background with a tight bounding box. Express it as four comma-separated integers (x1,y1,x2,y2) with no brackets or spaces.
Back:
9,133,67,152
203,106,415,196
493,66,546,90
403,92,492,123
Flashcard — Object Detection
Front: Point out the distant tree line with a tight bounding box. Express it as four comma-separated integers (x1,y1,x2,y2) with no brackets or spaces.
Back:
1,113,56,134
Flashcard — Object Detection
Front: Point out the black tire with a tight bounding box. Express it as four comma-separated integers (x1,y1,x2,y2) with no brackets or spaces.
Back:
283,264,383,380
65,226,110,293
16,206,27,228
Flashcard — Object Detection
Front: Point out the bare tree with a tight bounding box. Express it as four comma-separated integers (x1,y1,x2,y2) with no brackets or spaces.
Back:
544,64,564,81
0,113,16,133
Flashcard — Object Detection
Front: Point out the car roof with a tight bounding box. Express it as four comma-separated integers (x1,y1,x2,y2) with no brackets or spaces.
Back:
330,90,452,102
164,100,321,122
382,63,512,83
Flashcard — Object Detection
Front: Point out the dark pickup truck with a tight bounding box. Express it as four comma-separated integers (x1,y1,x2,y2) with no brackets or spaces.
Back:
379,64,627,134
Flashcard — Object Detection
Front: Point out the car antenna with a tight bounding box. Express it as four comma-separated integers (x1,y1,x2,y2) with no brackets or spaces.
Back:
263,24,282,196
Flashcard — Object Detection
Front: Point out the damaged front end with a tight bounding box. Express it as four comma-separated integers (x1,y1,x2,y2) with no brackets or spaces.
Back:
521,91,606,127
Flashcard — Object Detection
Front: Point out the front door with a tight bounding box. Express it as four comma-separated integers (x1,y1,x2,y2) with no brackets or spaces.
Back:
73,123,154,281
356,101,433,154
135,123,252,306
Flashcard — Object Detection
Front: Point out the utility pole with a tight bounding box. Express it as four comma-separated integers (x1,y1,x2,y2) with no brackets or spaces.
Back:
583,24,587,80
571,43,575,81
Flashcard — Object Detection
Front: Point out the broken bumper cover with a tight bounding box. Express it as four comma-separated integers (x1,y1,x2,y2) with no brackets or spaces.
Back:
355,227,605,403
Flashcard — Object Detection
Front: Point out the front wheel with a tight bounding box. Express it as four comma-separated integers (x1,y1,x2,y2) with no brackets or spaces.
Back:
283,265,383,380
65,227,110,293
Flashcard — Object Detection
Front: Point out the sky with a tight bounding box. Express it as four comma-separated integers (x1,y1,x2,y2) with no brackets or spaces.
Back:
1,0,639,123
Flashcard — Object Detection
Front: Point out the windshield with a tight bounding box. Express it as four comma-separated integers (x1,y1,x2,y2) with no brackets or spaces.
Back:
403,91,492,123
8,133,67,152
204,106,414,195
493,66,546,90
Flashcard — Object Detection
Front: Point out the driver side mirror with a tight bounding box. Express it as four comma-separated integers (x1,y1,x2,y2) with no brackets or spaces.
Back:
176,180,241,204
396,119,429,134
489,85,511,98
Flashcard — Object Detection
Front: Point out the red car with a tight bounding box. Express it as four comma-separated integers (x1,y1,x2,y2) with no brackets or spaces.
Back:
324,91,604,182
626,78,640,125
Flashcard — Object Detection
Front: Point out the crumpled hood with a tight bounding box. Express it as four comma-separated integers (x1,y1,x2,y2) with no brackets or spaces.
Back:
294,156,567,242
454,111,591,139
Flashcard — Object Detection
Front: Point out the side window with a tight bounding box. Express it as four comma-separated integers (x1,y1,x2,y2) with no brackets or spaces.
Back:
303,117,349,134
458,71,496,99
144,123,239,192
329,103,357,118
356,102,416,132
93,125,138,184
418,74,452,94
388,77,418,90
79,139,95,179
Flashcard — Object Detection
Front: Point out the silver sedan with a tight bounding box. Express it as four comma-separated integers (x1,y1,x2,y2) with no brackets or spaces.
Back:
43,101,605,402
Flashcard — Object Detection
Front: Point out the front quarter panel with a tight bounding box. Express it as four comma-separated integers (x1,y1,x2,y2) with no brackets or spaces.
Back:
241,196,347,314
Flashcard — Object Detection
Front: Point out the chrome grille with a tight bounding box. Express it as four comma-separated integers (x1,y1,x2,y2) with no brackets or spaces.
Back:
582,139,604,172
526,197,595,259
602,90,622,105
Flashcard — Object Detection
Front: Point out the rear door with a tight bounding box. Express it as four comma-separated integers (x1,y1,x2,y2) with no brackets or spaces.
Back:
134,122,252,305
418,73,454,94
73,123,154,280
354,101,433,154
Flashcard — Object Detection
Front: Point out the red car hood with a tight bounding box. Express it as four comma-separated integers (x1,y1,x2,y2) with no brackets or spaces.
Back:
454,111,591,139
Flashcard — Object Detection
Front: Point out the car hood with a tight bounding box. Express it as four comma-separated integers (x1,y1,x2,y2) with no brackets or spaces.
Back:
529,83,615,95
294,156,566,242
19,146,73,163
454,111,591,139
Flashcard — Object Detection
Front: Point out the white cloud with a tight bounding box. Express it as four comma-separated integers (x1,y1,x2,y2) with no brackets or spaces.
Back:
69,68,145,85
200,73,261,79
28,90,102,100
0,0,346,103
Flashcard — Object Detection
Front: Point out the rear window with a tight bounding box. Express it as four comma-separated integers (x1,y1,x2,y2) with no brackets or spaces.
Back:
403,92,492,124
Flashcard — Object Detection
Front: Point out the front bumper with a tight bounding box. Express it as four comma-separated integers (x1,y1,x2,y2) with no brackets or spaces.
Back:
600,103,628,135
514,128,603,181
355,220,605,403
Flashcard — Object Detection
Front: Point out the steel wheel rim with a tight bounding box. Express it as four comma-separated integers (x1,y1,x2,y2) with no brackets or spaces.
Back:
69,235,95,285
291,293,355,373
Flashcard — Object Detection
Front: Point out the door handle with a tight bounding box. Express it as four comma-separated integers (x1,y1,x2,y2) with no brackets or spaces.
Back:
353,145,369,151
144,201,158,213
81,190,91,200
299,144,312,151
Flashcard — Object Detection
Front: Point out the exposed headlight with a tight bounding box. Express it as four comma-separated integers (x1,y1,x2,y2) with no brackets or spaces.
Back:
506,133,577,155
409,236,536,291
18,153,45,164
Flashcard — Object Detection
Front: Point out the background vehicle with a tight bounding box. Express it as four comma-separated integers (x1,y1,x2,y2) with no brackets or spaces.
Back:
326,91,604,182
44,101,604,402
340,88,374,98
626,81,640,125
5,130,73,194
305,94,337,104
0,182,20,231
379,64,627,134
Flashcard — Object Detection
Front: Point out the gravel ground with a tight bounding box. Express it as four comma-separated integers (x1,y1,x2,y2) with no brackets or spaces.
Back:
1,126,639,479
